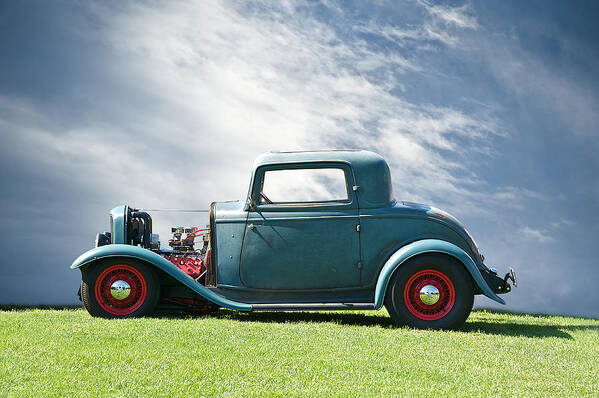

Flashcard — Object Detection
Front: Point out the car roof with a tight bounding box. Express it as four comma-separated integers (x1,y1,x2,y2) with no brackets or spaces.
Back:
252,150,394,208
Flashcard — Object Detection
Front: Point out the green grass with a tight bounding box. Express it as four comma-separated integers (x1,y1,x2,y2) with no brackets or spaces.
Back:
0,308,597,397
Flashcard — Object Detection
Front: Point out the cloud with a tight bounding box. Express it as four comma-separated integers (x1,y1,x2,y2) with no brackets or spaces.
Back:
91,0,517,214
0,0,508,215
0,0,536,252
357,1,478,48
519,226,554,243
421,1,479,30
480,25,599,141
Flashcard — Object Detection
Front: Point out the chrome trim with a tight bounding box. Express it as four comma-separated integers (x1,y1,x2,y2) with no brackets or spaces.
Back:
245,215,359,221
509,268,518,288
110,280,131,300
419,285,440,305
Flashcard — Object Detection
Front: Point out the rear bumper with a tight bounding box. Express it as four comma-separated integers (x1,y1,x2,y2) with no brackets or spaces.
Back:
481,267,517,295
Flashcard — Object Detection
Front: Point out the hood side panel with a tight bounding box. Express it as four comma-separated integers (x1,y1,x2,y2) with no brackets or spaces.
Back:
212,201,248,287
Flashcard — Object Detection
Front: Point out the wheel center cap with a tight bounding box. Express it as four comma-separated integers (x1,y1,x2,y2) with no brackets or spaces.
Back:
419,284,440,305
110,280,131,300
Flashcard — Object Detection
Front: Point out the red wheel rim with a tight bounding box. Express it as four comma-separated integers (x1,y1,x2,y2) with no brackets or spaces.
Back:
94,264,147,316
403,269,455,321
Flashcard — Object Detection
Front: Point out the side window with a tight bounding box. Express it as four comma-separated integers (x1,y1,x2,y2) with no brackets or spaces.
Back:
260,168,349,205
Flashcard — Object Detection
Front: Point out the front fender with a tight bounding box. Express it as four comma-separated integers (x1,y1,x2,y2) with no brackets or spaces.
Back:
373,239,505,310
71,245,252,312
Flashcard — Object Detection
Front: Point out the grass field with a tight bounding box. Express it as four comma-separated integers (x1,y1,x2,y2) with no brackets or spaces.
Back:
0,308,597,397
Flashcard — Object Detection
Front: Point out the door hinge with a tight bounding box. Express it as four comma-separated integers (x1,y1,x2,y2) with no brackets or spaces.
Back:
356,224,361,232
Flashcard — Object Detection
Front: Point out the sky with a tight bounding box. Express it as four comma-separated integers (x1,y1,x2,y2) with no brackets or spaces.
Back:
1,0,598,318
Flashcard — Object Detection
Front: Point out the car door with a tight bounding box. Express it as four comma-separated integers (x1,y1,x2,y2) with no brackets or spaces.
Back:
239,162,362,290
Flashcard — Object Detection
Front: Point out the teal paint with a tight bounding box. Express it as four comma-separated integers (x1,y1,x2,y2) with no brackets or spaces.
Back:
109,205,127,244
359,203,482,287
215,221,247,286
74,150,510,313
71,244,252,311
241,211,361,289
209,150,503,306
239,161,362,289
248,151,393,209
211,200,249,287
373,239,505,310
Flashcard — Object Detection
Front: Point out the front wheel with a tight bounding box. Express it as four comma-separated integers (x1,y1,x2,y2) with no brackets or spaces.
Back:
81,259,160,318
384,254,474,330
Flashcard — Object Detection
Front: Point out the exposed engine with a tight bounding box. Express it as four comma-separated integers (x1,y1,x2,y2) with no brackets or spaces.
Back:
163,227,210,281
158,226,215,312
95,206,216,312
168,227,209,253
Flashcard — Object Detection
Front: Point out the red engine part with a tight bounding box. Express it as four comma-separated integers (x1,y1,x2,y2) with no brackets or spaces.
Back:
162,254,206,280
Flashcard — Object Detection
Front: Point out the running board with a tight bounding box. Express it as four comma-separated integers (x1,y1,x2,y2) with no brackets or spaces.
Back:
251,303,375,311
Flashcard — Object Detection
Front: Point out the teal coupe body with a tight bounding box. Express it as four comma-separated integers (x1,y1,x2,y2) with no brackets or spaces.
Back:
72,150,514,325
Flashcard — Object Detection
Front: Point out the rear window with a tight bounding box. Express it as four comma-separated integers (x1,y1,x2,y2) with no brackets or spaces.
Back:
260,168,348,204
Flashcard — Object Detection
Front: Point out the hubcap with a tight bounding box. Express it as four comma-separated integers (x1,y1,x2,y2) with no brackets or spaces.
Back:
419,284,440,305
403,269,456,321
110,280,131,300
94,264,148,316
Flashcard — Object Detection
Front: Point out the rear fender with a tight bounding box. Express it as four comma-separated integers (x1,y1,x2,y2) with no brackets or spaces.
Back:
71,244,251,311
373,239,505,310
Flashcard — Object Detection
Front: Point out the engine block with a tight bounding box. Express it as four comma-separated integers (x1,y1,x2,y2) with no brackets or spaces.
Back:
162,253,206,280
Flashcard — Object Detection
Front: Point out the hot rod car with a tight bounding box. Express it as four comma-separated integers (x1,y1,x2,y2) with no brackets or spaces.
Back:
72,150,516,329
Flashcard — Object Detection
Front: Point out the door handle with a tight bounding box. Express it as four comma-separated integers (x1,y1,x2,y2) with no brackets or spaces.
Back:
248,224,256,230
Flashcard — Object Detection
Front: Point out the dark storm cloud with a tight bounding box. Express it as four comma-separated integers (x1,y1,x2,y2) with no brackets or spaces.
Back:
0,0,597,318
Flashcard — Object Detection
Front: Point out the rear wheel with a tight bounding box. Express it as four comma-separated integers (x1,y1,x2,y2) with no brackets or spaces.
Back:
81,259,160,318
385,254,473,330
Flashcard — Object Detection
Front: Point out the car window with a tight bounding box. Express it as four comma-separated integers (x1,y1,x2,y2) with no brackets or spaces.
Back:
260,168,349,204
